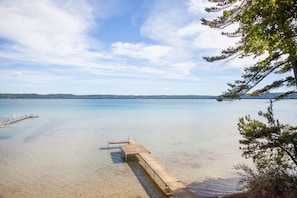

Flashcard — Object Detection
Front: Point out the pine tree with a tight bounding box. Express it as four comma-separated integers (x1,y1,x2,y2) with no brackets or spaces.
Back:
202,1,297,196
202,0,297,100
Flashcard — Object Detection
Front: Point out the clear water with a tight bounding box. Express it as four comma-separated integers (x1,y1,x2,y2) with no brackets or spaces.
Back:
0,99,296,198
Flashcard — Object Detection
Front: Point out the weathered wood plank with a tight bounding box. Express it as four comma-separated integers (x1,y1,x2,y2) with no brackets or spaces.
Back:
109,139,195,197
120,140,150,155
108,140,130,145
0,114,38,127
139,152,194,197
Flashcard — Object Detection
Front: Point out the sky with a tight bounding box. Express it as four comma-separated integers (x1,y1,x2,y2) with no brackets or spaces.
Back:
0,0,254,95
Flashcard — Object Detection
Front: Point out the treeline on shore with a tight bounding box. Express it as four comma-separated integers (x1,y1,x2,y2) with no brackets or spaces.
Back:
0,93,296,99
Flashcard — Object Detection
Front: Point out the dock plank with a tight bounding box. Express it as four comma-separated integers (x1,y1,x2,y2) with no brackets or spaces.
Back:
108,140,130,144
111,139,195,197
139,152,194,197
121,140,150,155
138,153,178,183
0,114,38,127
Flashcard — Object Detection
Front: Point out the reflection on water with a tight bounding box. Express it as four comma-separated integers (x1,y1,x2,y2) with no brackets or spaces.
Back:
0,99,295,197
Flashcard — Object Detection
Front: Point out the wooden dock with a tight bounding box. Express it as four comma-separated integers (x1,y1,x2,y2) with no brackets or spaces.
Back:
109,140,195,197
0,114,39,127
108,140,130,148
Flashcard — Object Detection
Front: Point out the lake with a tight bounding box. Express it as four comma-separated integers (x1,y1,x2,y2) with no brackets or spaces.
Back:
0,99,296,197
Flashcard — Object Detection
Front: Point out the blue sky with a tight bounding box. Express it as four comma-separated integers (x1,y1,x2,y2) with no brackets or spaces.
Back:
0,0,254,95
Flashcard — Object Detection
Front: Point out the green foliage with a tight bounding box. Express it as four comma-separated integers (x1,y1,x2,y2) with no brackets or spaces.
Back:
202,1,297,195
238,101,297,171
202,0,297,100
236,101,297,197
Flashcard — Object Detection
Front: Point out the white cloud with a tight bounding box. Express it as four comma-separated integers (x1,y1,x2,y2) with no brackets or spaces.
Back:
177,22,204,37
139,0,252,72
193,27,237,51
89,0,128,19
141,0,220,46
0,0,250,95
11,71,23,77
141,6,186,47
173,62,197,75
187,0,212,15
1,69,63,85
0,0,217,77
111,42,172,63
0,0,100,63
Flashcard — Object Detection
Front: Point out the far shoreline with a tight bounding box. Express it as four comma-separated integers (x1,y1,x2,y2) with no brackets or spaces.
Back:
0,93,296,99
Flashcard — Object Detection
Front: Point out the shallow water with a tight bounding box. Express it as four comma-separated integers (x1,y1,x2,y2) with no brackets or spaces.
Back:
0,99,296,197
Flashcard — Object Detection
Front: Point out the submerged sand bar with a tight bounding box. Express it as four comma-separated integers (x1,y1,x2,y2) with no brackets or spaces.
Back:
108,140,195,197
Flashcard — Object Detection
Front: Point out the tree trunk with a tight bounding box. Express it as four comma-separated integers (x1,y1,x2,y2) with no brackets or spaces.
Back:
292,60,297,89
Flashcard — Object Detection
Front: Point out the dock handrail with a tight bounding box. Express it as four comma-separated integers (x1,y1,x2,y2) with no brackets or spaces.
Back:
107,140,130,148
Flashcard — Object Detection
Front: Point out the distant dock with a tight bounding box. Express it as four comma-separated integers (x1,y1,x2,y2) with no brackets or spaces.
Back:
0,114,39,127
108,140,195,197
